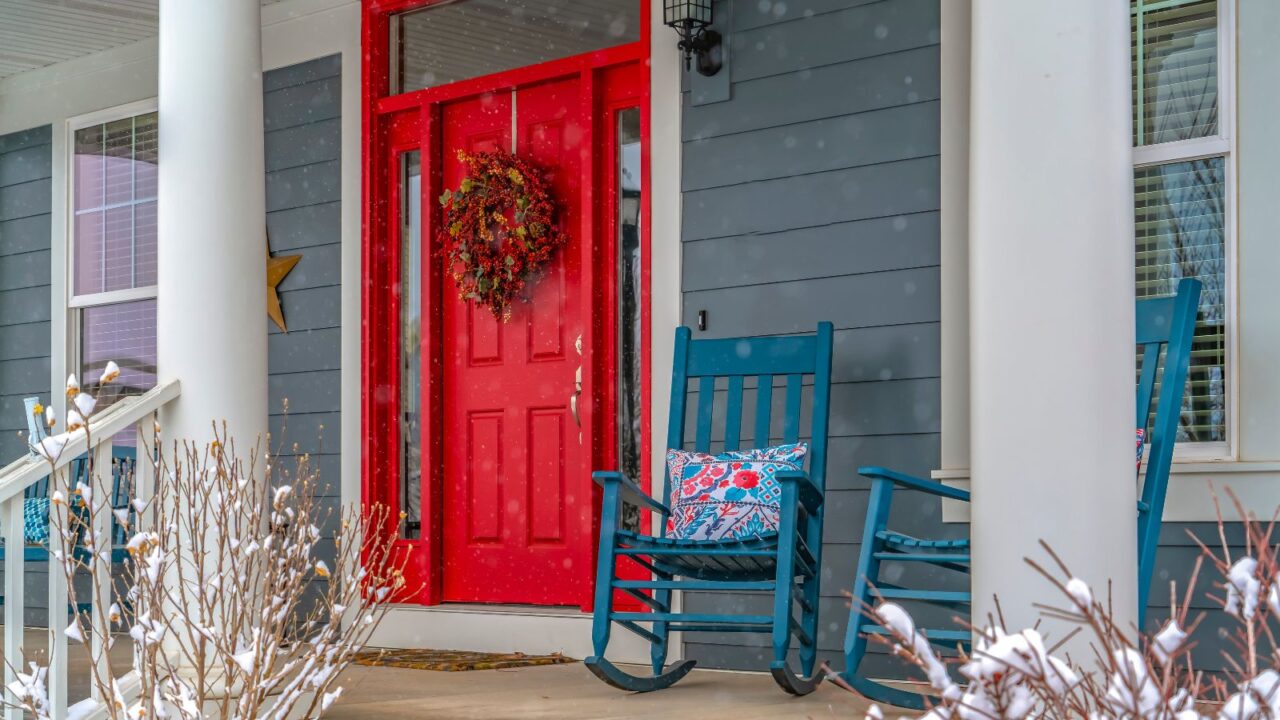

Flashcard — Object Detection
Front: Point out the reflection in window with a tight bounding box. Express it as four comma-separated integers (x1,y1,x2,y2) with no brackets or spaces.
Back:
1134,157,1225,442
401,151,423,539
73,111,159,446
391,0,640,94
616,108,642,533
1131,0,1218,146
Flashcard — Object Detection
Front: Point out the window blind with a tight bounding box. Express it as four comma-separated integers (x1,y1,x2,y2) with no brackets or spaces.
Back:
1131,0,1218,146
1134,158,1226,443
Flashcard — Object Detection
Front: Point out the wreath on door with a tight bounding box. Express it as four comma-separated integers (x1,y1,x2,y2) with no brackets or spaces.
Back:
437,149,566,321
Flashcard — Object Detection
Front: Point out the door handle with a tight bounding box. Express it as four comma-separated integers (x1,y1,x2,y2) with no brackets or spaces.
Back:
570,365,583,428
570,334,583,442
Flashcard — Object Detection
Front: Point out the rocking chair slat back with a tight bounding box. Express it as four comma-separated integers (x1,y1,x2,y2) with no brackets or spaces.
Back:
662,324,835,524
1135,278,1201,614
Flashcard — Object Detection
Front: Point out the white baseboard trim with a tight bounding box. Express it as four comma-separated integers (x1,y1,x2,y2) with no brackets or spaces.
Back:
366,603,659,665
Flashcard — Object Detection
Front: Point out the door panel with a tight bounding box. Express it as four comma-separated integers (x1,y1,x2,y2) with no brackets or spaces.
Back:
441,76,587,605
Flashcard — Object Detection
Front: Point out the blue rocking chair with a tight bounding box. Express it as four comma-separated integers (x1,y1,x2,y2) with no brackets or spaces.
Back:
0,398,139,609
586,322,834,695
841,278,1202,709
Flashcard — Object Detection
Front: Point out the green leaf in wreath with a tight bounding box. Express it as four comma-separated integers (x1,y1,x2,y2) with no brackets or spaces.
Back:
515,226,527,238
439,189,452,206
459,252,471,262
449,221,462,236
505,255,515,266
460,178,473,193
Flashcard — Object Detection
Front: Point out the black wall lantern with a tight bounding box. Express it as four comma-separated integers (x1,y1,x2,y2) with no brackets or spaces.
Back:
663,0,722,76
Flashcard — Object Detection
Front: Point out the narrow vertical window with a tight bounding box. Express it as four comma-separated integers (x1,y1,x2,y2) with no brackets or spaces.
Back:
616,107,643,532
400,150,423,539
1130,0,1230,449
71,110,159,441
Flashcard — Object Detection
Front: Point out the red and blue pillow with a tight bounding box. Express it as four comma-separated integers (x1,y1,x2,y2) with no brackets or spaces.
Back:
665,442,808,542
1136,428,1146,474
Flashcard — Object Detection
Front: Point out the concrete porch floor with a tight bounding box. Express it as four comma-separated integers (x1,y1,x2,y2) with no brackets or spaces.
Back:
327,662,880,719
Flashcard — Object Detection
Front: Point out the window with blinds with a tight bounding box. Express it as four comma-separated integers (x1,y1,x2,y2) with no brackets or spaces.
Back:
72,110,160,439
1131,0,1228,447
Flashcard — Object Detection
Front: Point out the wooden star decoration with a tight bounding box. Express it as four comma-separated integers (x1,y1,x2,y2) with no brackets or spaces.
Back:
267,238,302,332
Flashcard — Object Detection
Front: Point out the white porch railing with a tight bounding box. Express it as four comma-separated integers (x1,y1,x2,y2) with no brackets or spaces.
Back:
0,379,180,720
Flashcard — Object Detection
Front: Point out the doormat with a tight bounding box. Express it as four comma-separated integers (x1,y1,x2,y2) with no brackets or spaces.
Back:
351,648,577,672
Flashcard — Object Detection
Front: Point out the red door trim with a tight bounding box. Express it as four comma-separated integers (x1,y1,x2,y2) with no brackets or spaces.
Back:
361,0,653,610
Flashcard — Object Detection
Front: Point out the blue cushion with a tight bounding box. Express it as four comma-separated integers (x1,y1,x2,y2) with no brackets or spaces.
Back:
22,497,49,546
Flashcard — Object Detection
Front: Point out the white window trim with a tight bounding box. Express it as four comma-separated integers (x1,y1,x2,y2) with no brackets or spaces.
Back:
1131,0,1237,462
936,0,1264,522
63,98,160,384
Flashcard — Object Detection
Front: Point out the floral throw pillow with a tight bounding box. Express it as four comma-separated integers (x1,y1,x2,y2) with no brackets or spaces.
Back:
1136,428,1146,475
665,443,808,542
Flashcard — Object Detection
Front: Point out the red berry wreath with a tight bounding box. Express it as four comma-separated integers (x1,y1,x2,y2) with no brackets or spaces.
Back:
437,149,566,320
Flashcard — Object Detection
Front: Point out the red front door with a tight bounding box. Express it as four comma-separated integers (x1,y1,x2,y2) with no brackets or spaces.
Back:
440,78,590,605
363,9,649,608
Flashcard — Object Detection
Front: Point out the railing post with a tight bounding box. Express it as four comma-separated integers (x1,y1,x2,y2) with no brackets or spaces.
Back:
3,493,24,720
135,416,155,521
48,470,68,717
89,442,113,702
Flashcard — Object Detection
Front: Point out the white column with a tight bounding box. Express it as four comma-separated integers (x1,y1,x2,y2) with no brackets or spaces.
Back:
157,0,267,452
968,0,1137,642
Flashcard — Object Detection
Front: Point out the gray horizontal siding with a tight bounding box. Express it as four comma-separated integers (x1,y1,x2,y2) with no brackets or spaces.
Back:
678,0,944,675
0,125,51,466
0,125,52,624
264,55,343,599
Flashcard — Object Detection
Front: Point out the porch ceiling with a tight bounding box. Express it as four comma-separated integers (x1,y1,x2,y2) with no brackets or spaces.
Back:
0,0,285,81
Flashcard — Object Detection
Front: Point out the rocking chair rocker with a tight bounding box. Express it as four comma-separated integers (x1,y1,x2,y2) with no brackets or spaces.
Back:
841,278,1202,709
586,322,834,694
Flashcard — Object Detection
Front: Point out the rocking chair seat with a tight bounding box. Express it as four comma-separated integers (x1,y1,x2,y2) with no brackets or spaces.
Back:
614,529,817,581
875,531,970,551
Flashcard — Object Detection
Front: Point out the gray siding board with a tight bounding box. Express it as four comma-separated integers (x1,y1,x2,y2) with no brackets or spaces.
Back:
683,266,941,337
0,178,52,221
732,0,884,32
683,101,940,190
269,370,341,416
0,145,53,187
0,249,50,291
728,0,940,83
0,286,52,325
683,46,940,141
266,160,342,212
682,212,939,291
0,126,50,155
682,156,940,240
0,322,51,361
277,242,341,290
266,285,340,334
263,53,341,93
264,75,341,131
267,327,342,374
268,203,342,251
0,215,52,256
265,118,342,172
269,411,341,457
0,356,49,396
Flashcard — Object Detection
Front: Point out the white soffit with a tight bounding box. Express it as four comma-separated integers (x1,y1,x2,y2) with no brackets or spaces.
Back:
0,0,286,81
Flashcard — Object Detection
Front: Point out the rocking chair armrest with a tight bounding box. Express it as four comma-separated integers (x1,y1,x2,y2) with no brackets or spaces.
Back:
592,471,670,517
858,466,971,502
775,469,823,515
